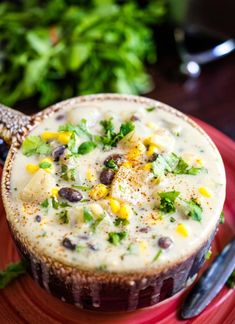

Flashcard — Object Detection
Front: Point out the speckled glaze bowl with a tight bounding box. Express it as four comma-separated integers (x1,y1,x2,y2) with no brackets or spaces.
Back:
0,94,221,312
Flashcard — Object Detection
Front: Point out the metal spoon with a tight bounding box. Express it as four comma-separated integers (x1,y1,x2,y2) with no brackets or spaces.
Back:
181,238,235,319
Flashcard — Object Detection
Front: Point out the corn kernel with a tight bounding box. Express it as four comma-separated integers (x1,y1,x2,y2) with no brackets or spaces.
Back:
122,161,132,168
86,168,96,181
176,223,189,237
118,204,131,219
198,187,212,198
109,198,121,213
143,163,152,171
51,188,59,198
195,158,203,166
89,184,109,200
90,203,103,217
26,164,39,174
139,240,148,252
41,131,58,141
146,144,159,157
57,132,71,144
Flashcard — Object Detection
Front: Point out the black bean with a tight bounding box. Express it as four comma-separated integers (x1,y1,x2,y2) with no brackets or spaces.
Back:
158,236,173,249
148,153,159,162
100,169,115,185
58,187,82,202
52,145,66,161
35,215,41,222
62,237,76,250
104,154,124,167
130,115,140,121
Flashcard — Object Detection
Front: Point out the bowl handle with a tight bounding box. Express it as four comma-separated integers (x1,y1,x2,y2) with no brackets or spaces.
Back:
0,103,32,145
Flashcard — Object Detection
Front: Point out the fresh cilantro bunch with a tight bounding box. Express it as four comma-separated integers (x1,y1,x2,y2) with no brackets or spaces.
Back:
0,0,166,108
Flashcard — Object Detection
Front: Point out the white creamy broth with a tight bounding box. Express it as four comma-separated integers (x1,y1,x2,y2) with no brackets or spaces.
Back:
10,98,226,272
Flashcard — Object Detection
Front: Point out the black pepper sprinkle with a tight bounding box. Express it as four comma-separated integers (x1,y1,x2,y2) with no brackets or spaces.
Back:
62,238,76,250
35,215,41,222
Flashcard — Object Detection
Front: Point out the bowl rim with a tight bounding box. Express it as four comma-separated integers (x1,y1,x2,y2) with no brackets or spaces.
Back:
1,93,226,279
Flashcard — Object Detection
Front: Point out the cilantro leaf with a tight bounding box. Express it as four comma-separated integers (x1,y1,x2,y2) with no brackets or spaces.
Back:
40,198,49,208
146,107,156,112
105,159,118,171
0,261,26,289
77,141,96,155
91,215,104,232
114,218,130,226
108,231,127,246
185,199,203,222
58,210,69,224
61,165,76,182
39,161,52,169
173,156,205,175
59,119,92,140
159,191,180,214
22,136,51,156
83,208,94,223
99,119,135,147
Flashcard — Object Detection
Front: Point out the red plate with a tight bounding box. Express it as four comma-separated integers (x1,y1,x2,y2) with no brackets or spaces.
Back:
0,118,234,324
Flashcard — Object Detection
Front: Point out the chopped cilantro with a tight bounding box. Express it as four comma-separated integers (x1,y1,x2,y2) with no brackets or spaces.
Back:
152,249,162,262
22,136,51,156
59,119,92,140
91,215,104,232
83,208,94,223
170,216,176,223
72,185,92,191
105,159,118,171
146,107,156,112
114,218,130,226
159,191,180,214
58,210,69,224
67,132,78,155
184,199,203,222
77,141,96,155
98,119,134,147
220,211,225,224
39,161,52,169
0,261,26,289
61,165,76,182
173,156,204,175
51,197,59,209
108,231,127,246
40,198,49,208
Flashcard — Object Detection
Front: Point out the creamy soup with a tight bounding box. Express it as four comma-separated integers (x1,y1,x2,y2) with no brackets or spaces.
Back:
10,98,226,272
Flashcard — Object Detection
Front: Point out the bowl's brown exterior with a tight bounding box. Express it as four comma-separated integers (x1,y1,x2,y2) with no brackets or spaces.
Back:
1,94,223,312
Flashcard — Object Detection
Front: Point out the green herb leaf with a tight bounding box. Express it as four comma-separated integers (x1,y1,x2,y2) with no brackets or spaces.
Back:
72,185,92,191
146,107,155,112
76,244,84,253
0,261,26,289
185,199,203,222
39,161,52,169
58,210,69,224
99,119,135,147
105,159,118,171
22,136,51,157
159,191,180,214
108,231,127,246
152,249,162,262
173,156,205,175
77,141,96,155
114,218,130,226
220,211,225,224
51,197,59,209
40,198,49,208
91,215,104,232
61,165,76,182
83,208,94,223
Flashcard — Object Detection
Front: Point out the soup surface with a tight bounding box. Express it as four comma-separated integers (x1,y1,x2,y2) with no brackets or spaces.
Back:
10,97,225,272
